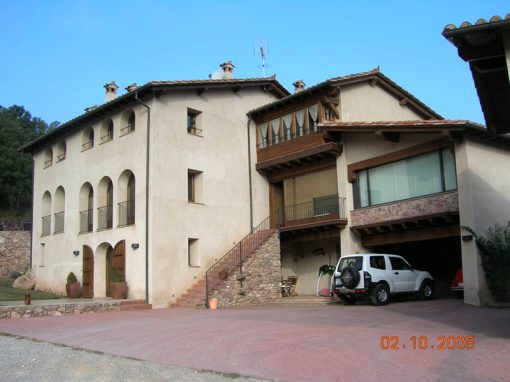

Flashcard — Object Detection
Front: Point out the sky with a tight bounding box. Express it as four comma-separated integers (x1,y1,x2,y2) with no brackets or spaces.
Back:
0,0,508,125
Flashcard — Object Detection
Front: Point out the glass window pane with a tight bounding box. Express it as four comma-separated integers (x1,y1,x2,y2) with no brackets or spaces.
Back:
358,170,369,207
407,151,442,197
442,148,457,191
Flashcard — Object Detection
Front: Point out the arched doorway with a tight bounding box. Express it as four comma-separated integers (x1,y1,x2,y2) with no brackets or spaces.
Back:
112,240,126,285
82,245,94,298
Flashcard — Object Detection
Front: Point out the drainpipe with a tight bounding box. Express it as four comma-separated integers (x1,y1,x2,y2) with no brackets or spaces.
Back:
247,118,254,233
135,92,151,304
29,157,34,268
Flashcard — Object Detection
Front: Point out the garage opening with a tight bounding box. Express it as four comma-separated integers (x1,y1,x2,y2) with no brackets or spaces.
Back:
370,236,461,298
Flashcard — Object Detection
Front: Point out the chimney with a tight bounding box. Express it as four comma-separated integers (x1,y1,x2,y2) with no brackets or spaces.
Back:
104,81,119,102
125,83,138,92
220,60,235,79
293,80,306,93
84,105,98,113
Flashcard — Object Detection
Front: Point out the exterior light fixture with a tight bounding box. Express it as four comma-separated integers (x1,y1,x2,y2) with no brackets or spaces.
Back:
461,235,473,242
73,250,80,256
131,243,139,249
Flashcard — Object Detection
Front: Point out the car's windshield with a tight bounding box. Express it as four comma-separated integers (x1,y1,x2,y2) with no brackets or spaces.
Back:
338,256,363,271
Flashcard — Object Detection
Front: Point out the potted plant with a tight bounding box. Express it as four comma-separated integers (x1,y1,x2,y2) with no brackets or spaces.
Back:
110,268,127,299
66,272,81,298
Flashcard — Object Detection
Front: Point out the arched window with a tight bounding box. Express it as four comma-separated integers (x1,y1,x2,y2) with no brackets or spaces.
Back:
121,109,136,136
98,177,113,230
41,191,51,236
79,182,94,233
56,140,66,162
54,186,65,234
128,111,135,132
44,148,53,168
100,119,114,143
82,128,94,151
118,170,135,226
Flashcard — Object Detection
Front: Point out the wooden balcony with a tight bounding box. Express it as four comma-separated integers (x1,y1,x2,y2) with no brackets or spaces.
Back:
350,191,460,247
256,130,342,179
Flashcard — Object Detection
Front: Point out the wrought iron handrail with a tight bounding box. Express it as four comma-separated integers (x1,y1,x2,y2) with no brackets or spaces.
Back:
43,158,52,168
97,205,113,229
205,216,272,308
100,132,113,144
81,141,93,151
120,124,135,136
79,209,93,233
41,215,51,236
277,196,346,226
54,211,64,234
118,200,135,226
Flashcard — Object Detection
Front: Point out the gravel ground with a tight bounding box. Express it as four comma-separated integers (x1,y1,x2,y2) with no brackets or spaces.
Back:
0,334,271,382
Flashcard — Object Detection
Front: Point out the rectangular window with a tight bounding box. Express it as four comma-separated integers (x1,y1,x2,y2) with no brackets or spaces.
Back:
354,149,457,208
187,108,202,136
188,238,200,267
258,122,268,148
270,118,280,145
188,169,203,203
370,256,386,270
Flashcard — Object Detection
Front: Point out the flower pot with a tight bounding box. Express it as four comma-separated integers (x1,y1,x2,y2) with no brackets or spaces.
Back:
110,281,128,299
66,282,81,298
208,297,218,310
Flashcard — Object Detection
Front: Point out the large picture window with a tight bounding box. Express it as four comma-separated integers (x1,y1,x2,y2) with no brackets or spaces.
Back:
354,148,457,208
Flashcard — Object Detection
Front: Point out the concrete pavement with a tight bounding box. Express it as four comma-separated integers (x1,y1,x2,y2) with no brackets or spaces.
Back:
0,299,509,382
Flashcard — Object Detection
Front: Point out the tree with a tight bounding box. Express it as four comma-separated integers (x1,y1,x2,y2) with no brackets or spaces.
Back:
0,105,58,214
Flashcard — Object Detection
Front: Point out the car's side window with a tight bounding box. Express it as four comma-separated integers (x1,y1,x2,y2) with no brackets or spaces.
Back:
389,257,411,271
370,256,386,270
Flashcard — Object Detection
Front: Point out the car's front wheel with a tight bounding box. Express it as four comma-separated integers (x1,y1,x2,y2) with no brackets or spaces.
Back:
371,283,390,306
419,280,433,301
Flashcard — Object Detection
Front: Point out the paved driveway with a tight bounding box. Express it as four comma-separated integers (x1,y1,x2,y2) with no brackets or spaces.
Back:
0,299,509,382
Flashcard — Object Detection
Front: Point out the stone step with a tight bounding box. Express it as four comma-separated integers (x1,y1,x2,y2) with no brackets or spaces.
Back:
120,303,152,311
119,299,147,306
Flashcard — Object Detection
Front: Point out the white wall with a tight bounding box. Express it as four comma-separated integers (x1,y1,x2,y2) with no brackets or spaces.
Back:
32,104,149,299
149,88,277,307
455,139,510,306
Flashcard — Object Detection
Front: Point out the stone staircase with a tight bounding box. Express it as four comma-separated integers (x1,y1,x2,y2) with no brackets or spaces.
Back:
170,223,275,309
119,299,152,311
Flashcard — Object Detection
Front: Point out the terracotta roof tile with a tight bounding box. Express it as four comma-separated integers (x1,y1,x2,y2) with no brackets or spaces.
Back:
443,13,510,32
320,119,478,128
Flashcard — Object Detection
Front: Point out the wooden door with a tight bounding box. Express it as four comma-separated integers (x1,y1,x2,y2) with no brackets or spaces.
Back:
106,247,113,297
112,240,126,281
82,245,94,298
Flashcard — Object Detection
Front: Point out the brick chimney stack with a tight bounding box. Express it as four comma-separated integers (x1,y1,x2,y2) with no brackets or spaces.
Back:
104,81,119,102
220,61,235,79
293,80,306,93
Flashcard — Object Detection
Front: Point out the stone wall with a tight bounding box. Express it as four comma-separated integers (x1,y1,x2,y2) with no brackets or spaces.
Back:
350,191,459,227
0,301,121,319
0,231,31,277
212,232,281,307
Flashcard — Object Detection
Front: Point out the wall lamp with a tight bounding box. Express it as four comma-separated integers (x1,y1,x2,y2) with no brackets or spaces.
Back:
461,235,473,242
73,250,80,256
131,243,140,250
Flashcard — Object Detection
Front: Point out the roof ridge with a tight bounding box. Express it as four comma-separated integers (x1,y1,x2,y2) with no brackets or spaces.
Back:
443,13,510,31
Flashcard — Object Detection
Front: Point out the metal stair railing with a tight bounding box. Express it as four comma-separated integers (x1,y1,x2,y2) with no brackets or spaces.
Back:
205,216,272,308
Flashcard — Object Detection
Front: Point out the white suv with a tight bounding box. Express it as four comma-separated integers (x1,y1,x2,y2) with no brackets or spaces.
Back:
333,254,433,305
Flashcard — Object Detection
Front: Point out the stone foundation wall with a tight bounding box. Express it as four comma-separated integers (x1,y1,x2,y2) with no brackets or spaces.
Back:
0,301,121,319
350,191,459,227
212,232,281,308
0,231,31,277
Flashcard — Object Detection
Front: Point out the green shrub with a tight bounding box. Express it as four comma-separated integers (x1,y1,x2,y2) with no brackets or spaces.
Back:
464,222,510,302
111,268,124,282
66,272,78,284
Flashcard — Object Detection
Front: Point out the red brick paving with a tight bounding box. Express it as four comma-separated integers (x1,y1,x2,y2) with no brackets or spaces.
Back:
0,299,509,382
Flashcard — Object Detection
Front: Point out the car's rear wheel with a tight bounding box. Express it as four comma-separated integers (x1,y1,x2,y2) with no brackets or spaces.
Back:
419,280,433,301
340,267,360,289
371,283,390,306
340,295,357,305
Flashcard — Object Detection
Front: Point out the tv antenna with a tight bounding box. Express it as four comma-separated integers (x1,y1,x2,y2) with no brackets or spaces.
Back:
254,40,269,77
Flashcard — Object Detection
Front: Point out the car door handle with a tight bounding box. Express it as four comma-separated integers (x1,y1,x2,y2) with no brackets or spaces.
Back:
394,272,399,275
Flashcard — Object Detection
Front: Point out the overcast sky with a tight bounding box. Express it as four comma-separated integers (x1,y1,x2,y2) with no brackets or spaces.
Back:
1,0,508,125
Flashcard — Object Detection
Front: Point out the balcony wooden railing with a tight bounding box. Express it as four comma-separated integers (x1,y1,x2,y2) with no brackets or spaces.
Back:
98,205,113,230
276,196,346,228
54,211,64,234
79,209,93,233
